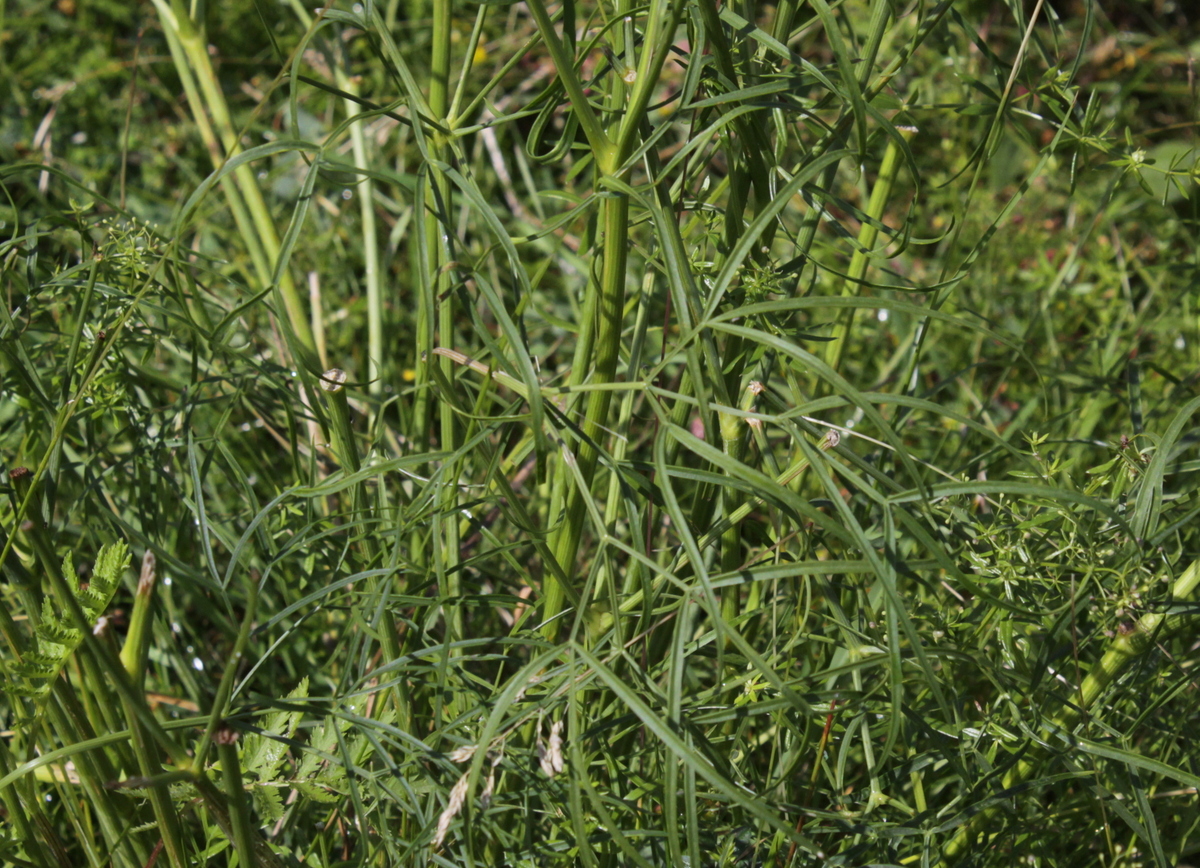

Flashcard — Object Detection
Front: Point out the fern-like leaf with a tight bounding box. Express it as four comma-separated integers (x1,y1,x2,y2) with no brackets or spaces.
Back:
2,541,130,712
243,677,309,784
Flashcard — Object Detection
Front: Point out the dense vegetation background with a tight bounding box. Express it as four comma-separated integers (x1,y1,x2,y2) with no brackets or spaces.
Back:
1,0,1199,865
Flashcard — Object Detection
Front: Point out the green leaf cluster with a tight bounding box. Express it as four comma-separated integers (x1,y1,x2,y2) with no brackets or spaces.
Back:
5,543,129,703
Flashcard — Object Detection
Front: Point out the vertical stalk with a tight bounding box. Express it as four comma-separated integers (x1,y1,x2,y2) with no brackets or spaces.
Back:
427,0,465,675
0,738,52,868
716,382,760,633
426,0,453,454
23,534,189,868
532,0,686,639
119,550,158,682
150,0,315,354
543,192,629,638
338,74,383,400
822,126,914,376
597,272,656,611
117,700,190,868
215,725,258,868
411,172,436,477
47,685,148,868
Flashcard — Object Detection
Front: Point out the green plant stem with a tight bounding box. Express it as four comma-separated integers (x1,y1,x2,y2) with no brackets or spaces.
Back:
118,697,189,868
150,0,315,353
338,73,383,399
18,533,188,866
176,577,283,868
216,726,258,868
151,2,265,271
192,773,286,868
79,611,191,771
0,738,52,868
532,0,688,639
421,0,467,733
596,271,656,610
45,685,147,868
447,4,488,123
543,191,630,639
717,384,757,632
823,126,914,376
939,557,1200,864
185,568,259,772
119,550,157,683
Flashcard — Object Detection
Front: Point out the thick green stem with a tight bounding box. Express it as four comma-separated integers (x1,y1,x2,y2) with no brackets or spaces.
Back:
151,0,314,354
119,550,157,683
597,272,656,611
215,726,258,868
426,0,466,711
45,686,147,868
26,541,189,867
542,192,630,639
191,774,286,868
823,126,914,377
119,698,190,868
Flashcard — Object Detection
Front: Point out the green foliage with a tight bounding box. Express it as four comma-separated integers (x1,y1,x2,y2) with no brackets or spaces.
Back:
233,678,385,823
6,543,129,702
1,1,1199,867
289,693,379,806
